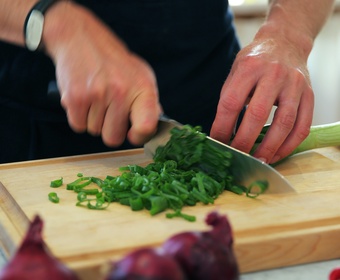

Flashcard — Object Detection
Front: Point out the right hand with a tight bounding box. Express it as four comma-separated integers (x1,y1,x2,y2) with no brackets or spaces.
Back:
42,2,162,147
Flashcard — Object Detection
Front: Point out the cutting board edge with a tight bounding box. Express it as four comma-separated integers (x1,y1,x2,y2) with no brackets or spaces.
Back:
236,221,340,273
0,182,30,240
56,218,340,279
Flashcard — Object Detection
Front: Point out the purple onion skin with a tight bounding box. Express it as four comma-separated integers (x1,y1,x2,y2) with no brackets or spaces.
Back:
0,215,79,280
162,212,240,280
106,247,187,280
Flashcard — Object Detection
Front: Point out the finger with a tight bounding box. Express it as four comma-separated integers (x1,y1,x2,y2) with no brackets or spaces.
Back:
83,76,108,136
210,68,258,144
252,71,312,163
230,77,281,155
101,101,129,147
127,89,161,146
61,89,90,133
87,101,107,136
268,87,314,164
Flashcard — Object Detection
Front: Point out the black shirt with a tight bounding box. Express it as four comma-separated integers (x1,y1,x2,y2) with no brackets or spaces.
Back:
0,0,240,163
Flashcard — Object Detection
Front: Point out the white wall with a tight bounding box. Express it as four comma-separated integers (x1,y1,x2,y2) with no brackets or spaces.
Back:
308,14,340,124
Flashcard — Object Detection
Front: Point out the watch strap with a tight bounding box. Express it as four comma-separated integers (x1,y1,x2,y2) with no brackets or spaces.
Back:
24,0,59,51
30,0,58,14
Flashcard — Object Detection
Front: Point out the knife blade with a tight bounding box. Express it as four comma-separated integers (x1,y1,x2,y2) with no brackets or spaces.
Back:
144,116,295,194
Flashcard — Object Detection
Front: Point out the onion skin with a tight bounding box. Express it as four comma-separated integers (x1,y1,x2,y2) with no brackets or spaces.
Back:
106,247,187,280
162,211,239,280
330,267,340,280
0,215,79,280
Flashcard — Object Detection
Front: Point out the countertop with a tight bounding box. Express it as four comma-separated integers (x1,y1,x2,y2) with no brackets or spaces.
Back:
242,260,340,280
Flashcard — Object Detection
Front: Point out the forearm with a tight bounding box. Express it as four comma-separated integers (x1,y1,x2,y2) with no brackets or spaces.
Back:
259,0,335,58
0,0,38,46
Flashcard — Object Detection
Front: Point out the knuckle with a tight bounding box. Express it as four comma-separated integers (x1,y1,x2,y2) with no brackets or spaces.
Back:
68,116,86,133
278,111,296,132
107,78,128,102
290,70,308,90
219,93,244,114
270,62,288,80
102,133,124,147
88,80,106,101
247,103,268,123
260,143,277,155
296,123,311,142
87,129,99,136
232,137,253,153
133,75,158,99
87,123,102,136
61,85,88,107
236,57,259,76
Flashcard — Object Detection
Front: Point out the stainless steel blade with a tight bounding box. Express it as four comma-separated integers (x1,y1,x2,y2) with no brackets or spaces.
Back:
144,117,295,194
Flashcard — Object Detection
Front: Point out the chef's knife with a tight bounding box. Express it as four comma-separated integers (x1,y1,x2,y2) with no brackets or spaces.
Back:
144,116,295,194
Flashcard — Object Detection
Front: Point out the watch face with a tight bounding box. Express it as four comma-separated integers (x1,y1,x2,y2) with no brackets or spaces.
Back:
25,10,44,51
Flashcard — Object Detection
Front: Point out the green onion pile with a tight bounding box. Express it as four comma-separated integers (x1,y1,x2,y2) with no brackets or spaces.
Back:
49,125,268,221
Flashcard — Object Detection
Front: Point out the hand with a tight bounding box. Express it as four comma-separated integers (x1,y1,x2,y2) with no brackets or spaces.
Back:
43,2,162,147
210,36,313,164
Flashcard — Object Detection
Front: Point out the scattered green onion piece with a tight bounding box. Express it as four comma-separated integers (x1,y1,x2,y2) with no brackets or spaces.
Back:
48,192,60,203
66,177,92,190
78,188,99,195
166,210,196,222
77,192,88,202
50,177,63,188
246,180,269,198
86,199,109,210
91,177,106,188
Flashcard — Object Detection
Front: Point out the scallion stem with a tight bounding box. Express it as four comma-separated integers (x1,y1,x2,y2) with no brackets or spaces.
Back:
291,121,340,155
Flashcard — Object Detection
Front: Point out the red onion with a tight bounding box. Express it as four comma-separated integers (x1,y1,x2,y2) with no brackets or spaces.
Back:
330,267,340,280
0,215,79,280
106,247,186,280
162,211,239,280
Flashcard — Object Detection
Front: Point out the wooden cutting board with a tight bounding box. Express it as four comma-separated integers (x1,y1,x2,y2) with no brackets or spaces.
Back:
1,147,340,279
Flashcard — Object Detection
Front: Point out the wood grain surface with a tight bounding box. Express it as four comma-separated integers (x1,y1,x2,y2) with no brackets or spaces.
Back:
0,147,340,279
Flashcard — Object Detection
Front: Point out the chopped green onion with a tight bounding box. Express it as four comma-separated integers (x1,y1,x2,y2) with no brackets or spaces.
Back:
246,180,269,198
166,210,196,222
48,192,60,203
50,177,63,188
57,125,269,221
77,191,89,202
66,177,92,190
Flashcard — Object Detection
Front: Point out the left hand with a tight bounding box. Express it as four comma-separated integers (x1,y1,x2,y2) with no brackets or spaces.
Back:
210,36,314,164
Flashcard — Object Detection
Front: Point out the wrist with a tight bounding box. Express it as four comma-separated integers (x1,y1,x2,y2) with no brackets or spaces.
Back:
255,4,314,59
41,1,88,58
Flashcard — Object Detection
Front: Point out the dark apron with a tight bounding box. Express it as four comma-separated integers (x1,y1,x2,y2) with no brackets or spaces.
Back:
0,0,240,163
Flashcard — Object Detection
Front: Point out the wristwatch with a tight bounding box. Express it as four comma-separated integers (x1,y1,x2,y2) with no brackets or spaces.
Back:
24,0,60,51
